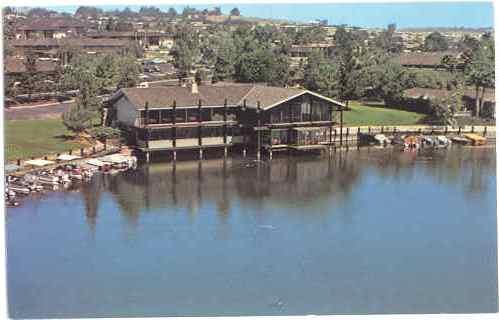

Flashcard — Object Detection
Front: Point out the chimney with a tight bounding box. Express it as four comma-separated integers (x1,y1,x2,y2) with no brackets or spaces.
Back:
191,80,198,94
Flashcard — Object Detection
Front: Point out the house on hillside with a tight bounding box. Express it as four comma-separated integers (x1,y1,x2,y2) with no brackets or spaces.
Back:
107,83,344,160
15,18,86,39
392,51,464,70
85,31,174,50
9,38,133,59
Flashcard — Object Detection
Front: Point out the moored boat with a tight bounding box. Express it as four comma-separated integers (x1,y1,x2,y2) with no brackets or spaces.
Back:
464,133,487,146
451,136,470,145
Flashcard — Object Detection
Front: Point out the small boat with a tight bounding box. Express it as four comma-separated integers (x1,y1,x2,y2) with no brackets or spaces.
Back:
8,185,31,195
451,136,470,145
436,135,451,148
421,136,435,147
404,136,419,149
38,175,59,185
374,134,390,146
464,133,487,146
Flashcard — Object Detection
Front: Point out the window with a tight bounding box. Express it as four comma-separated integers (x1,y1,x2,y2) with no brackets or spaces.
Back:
212,109,225,121
149,129,172,140
176,127,198,139
148,110,159,124
301,102,311,121
160,110,173,123
175,110,186,123
187,109,199,122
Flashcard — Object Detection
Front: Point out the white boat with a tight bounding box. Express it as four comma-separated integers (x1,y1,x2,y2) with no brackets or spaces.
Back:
374,134,390,145
436,135,451,147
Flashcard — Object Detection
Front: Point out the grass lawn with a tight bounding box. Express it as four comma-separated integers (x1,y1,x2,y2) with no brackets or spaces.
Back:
343,101,426,126
5,119,87,161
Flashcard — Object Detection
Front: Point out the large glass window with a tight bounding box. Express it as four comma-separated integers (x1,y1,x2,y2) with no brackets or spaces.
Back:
212,109,225,121
202,127,224,137
149,129,172,140
291,103,301,122
148,110,160,124
301,102,311,121
160,110,173,123
176,127,199,139
187,109,199,122
175,110,186,123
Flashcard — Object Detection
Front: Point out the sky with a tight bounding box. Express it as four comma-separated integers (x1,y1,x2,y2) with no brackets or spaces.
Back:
25,2,495,29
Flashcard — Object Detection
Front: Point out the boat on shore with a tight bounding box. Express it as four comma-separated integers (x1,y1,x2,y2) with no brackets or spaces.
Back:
5,153,138,207
464,133,487,146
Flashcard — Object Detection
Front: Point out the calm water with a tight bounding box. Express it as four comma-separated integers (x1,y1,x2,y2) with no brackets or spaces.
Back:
6,147,497,318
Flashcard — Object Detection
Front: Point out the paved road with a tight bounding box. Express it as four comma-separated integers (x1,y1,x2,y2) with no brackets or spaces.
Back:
4,101,74,120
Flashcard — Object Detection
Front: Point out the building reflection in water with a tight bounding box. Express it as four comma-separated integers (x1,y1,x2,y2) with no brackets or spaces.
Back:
83,147,495,232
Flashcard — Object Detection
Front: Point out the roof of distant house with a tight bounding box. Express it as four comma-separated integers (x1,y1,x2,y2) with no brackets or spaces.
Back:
392,51,462,67
111,84,345,110
404,87,495,102
4,57,57,74
10,38,131,48
16,18,85,31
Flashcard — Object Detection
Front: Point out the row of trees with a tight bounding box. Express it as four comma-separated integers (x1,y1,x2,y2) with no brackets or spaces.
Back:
75,5,241,20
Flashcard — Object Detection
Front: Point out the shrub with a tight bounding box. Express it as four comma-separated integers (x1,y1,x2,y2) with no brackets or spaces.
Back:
88,126,122,141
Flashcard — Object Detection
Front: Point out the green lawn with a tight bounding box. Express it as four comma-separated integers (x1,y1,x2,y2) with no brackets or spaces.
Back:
343,101,426,126
5,119,86,161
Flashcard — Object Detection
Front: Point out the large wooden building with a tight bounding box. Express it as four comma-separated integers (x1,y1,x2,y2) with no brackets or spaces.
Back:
107,83,345,161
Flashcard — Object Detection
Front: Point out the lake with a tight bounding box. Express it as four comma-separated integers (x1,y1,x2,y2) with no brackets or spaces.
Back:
6,146,497,317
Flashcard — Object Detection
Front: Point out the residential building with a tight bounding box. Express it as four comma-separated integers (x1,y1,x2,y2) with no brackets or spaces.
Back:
107,83,344,160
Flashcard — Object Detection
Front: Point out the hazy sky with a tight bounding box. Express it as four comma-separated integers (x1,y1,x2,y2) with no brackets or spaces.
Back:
44,2,494,29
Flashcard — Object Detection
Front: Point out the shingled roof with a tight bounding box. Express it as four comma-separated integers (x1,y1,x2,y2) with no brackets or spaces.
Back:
4,57,57,74
404,87,495,103
392,51,461,67
10,38,131,48
16,18,85,31
112,84,344,110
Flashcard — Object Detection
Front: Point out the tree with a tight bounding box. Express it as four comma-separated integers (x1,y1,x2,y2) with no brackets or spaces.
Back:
464,39,495,117
212,35,237,82
18,54,41,99
374,23,401,53
333,26,366,107
170,24,199,80
423,32,449,52
95,54,119,90
267,53,290,87
116,55,140,89
75,6,103,18
212,7,222,16
166,7,178,18
27,7,56,18
62,70,100,132
230,7,240,16
361,50,415,105
139,6,161,16
62,103,95,133
303,50,338,97
441,54,459,73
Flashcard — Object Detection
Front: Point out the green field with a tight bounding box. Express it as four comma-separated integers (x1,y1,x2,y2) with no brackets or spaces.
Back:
343,101,426,126
5,119,86,161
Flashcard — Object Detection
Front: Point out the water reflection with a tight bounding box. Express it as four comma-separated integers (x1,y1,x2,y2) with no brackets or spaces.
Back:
82,147,496,231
